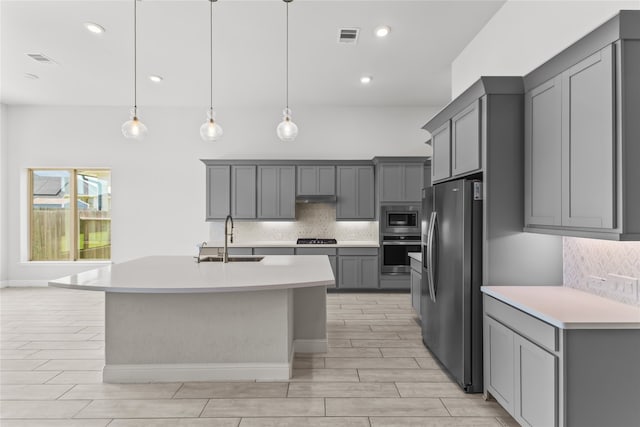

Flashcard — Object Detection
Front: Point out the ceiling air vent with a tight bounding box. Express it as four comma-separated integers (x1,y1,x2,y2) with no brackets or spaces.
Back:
26,53,56,64
338,28,359,44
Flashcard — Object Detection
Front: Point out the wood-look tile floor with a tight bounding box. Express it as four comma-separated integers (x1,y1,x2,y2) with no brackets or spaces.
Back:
0,287,520,426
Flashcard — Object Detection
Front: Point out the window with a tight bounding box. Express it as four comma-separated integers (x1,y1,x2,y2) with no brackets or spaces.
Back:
30,169,111,261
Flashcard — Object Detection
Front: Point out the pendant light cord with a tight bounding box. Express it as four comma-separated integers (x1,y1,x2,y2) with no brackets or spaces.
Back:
285,0,289,110
133,0,137,115
209,0,213,111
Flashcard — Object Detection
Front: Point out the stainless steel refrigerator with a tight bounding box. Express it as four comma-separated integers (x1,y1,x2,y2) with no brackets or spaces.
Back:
421,178,483,393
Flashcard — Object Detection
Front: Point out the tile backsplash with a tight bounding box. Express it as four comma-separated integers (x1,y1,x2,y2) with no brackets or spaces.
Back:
209,203,378,243
563,237,640,306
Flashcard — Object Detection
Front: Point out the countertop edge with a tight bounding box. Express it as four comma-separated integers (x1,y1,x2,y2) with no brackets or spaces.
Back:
481,286,640,330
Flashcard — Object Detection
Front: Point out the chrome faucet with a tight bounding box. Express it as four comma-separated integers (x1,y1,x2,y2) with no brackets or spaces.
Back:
223,215,234,263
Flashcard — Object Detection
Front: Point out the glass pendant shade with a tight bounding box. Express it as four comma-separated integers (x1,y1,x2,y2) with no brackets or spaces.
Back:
277,108,298,142
200,109,223,141
121,109,147,140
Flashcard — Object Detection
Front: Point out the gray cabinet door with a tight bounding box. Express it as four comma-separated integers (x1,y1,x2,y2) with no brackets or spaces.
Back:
336,166,375,220
561,45,615,229
380,164,403,202
525,77,562,226
379,164,423,203
404,164,423,202
253,247,295,255
338,256,378,289
514,335,557,427
231,166,256,219
297,166,335,195
451,99,481,176
258,166,295,219
431,121,451,182
206,165,230,220
329,255,338,283
360,256,379,289
485,317,515,413
338,256,359,288
410,268,421,315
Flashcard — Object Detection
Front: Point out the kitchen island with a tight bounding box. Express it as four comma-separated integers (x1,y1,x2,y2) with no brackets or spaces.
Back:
49,255,335,383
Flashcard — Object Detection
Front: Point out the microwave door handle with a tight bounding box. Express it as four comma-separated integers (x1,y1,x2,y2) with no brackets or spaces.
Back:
427,212,437,303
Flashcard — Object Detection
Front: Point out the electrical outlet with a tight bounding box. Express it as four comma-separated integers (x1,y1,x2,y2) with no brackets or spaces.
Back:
587,275,608,291
606,273,639,301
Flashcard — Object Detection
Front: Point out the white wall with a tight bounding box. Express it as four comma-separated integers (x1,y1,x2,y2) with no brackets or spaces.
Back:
452,0,640,97
4,104,437,283
0,104,8,285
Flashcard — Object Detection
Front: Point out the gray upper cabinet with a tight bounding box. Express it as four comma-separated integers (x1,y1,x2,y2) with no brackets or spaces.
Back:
451,99,482,176
378,163,424,203
524,77,562,226
523,11,640,240
297,166,335,195
206,165,231,220
430,121,451,183
231,165,257,219
336,166,375,220
561,46,615,229
257,166,295,220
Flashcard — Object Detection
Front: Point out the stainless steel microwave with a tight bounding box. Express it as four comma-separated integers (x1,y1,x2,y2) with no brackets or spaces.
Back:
381,205,421,234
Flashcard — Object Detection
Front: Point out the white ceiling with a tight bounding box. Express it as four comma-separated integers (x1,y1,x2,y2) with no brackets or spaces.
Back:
1,0,505,108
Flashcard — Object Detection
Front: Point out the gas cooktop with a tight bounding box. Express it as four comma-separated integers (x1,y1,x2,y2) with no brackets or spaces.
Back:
296,238,338,245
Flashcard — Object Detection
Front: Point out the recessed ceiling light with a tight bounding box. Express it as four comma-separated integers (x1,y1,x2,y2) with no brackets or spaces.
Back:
360,76,372,84
84,22,105,34
24,73,39,80
149,75,163,83
375,25,390,38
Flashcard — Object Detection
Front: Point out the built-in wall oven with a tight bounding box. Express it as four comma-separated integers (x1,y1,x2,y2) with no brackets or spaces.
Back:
381,205,421,235
381,234,422,274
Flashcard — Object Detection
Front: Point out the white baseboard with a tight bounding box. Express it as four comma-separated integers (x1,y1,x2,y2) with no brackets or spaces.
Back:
294,338,328,354
103,361,292,383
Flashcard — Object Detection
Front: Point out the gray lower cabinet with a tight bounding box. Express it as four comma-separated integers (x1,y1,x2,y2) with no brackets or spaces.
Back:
231,166,257,219
484,298,557,427
253,247,295,255
294,247,338,284
337,248,378,289
409,257,421,317
257,166,295,220
430,121,451,183
484,294,640,427
451,99,481,176
227,247,253,256
336,166,375,220
206,165,231,220
297,166,335,196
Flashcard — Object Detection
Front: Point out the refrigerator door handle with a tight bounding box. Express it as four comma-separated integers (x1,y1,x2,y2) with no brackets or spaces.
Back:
427,211,437,303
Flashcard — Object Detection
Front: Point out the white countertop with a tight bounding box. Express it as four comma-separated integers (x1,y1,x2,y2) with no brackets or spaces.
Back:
408,252,422,262
207,240,379,248
49,255,335,294
481,286,640,329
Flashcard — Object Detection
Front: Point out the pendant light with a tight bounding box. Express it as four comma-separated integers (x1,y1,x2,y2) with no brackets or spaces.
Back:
276,0,298,142
200,0,223,141
122,0,147,140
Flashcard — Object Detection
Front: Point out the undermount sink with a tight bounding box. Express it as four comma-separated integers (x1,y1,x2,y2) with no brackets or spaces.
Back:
198,256,265,263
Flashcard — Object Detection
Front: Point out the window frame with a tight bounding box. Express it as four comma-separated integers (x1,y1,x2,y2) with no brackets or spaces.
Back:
28,168,111,262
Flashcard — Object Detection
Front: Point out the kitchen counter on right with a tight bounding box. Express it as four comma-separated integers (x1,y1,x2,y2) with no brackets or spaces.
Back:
481,285,640,329
481,285,640,427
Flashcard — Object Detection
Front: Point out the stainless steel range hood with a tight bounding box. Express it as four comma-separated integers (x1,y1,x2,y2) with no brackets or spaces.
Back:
295,195,337,204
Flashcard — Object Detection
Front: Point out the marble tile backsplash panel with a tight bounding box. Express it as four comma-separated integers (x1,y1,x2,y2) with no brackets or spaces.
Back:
209,203,378,243
563,237,640,306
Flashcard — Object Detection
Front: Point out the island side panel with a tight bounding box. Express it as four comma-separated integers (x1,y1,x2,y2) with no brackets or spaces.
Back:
105,290,292,365
293,286,328,353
